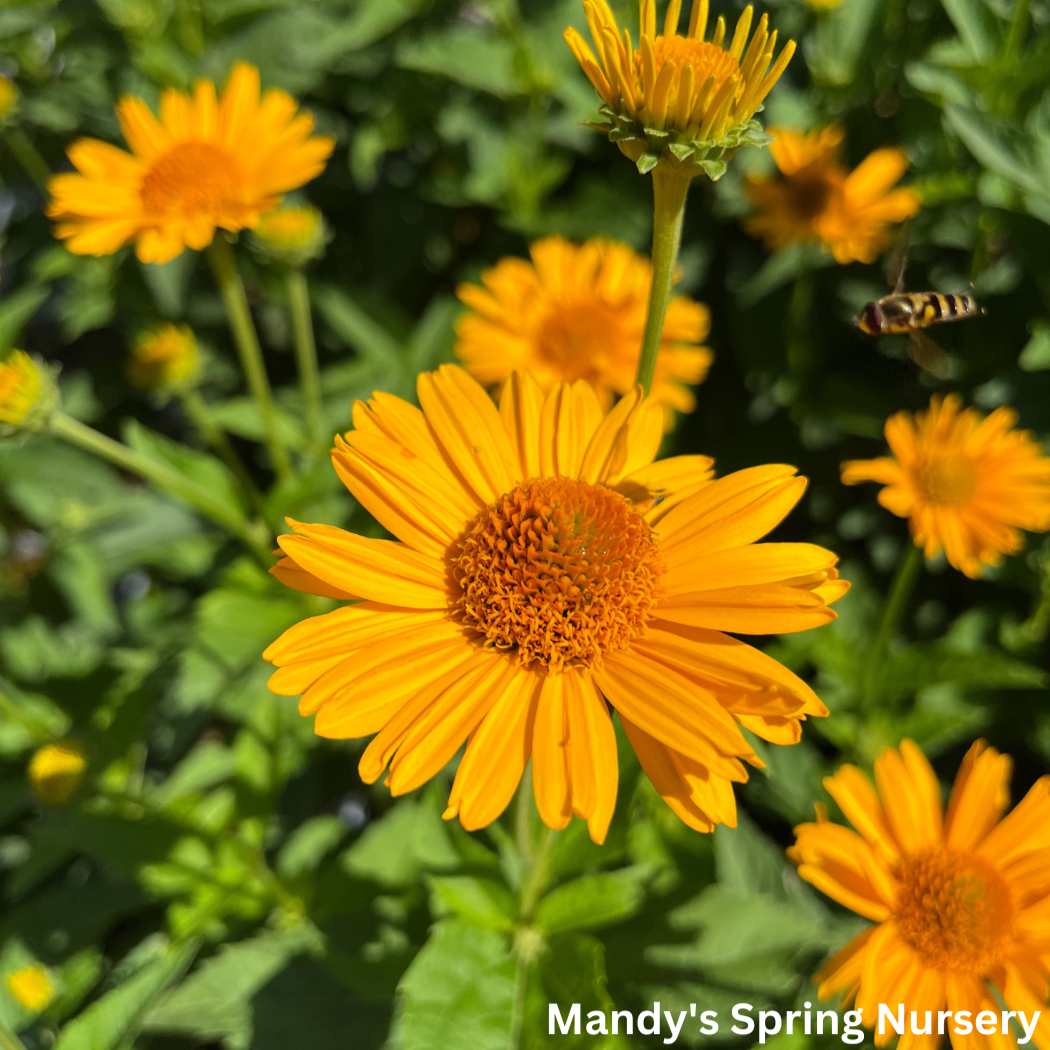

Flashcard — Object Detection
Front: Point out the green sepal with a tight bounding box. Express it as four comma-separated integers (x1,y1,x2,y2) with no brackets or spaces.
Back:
636,152,661,174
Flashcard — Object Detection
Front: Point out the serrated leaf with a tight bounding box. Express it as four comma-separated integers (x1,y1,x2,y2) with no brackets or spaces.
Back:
428,875,516,932
534,867,649,935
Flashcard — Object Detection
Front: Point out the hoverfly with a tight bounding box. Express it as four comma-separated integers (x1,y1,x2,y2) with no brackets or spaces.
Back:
855,224,983,377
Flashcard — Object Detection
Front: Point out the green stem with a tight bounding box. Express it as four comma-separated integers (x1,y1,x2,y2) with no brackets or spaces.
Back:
0,1018,27,1050
3,127,50,191
206,237,293,482
635,165,694,395
863,542,923,704
49,412,271,564
179,387,266,515
285,269,325,457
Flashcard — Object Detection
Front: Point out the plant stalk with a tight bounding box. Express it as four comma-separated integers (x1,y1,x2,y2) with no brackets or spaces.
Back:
206,237,293,482
49,412,272,564
635,164,694,395
285,268,325,457
4,127,51,191
179,387,266,515
0,1018,28,1050
863,542,924,703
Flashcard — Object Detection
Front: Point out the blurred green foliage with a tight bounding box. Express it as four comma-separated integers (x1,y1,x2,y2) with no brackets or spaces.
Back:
1,0,1050,1047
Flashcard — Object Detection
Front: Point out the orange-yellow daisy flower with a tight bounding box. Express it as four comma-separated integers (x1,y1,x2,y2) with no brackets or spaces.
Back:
791,739,1050,1050
565,0,795,175
842,394,1050,579
47,63,334,265
264,365,846,843
744,125,920,264
455,236,713,422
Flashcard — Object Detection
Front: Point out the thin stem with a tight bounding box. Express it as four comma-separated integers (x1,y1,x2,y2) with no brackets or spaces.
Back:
0,1018,28,1050
3,128,51,191
863,542,924,704
635,165,694,395
285,268,325,457
206,237,293,482
49,412,272,564
179,387,266,515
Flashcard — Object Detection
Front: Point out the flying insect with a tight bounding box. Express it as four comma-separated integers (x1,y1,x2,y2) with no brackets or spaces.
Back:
855,225,983,376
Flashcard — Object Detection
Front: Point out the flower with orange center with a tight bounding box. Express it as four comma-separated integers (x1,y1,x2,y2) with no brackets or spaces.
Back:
264,365,847,843
745,125,920,264
455,237,712,423
791,739,1050,1050
47,63,335,265
842,394,1050,578
565,0,795,176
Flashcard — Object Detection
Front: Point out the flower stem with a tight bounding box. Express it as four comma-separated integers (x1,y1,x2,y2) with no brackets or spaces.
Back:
49,411,272,564
285,268,325,458
179,387,266,515
0,1018,27,1050
635,165,694,395
206,236,293,482
863,541,923,704
3,127,51,191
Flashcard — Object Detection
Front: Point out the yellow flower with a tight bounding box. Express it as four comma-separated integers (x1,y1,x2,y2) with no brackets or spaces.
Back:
455,236,713,423
28,742,87,805
47,63,335,265
842,394,1050,579
791,739,1050,1049
6,965,53,1012
264,365,846,843
128,323,199,392
565,0,795,176
0,77,18,122
744,125,920,264
0,350,55,432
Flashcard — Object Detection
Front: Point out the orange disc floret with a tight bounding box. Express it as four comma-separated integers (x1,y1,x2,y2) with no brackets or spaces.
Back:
454,477,663,671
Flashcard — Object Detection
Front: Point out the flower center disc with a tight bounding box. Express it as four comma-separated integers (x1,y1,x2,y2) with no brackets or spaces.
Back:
786,169,838,221
895,847,1013,972
917,455,977,507
453,477,663,671
140,142,243,216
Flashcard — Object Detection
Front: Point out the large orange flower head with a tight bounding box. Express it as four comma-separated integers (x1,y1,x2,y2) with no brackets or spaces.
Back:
47,63,335,265
264,365,847,843
565,0,795,177
842,394,1050,578
791,739,1050,1050
745,125,920,264
455,236,713,424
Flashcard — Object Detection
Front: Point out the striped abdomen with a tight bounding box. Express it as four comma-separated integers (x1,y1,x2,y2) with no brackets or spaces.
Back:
873,292,981,334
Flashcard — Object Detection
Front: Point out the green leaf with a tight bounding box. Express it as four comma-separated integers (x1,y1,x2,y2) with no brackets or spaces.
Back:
534,867,649,936
428,875,516,932
143,927,322,1050
1019,321,1050,370
939,0,1001,62
387,920,514,1050
945,106,1046,197
313,285,404,364
714,809,789,898
396,28,520,97
0,284,50,353
277,816,347,880
736,243,835,306
53,939,200,1050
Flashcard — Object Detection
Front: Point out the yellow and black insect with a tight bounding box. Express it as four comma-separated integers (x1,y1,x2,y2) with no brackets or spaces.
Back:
855,225,983,376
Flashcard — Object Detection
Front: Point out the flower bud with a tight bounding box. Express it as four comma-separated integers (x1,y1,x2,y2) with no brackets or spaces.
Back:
128,323,199,393
28,742,87,805
0,350,58,433
249,203,329,267
6,965,53,1012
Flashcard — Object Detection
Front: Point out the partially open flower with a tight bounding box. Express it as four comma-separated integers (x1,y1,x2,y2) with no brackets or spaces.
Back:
28,742,87,805
0,350,58,434
128,323,199,393
6,965,53,1012
565,0,795,177
249,203,328,268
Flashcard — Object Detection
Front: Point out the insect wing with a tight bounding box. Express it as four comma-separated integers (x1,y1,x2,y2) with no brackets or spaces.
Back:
908,329,949,378
886,220,912,295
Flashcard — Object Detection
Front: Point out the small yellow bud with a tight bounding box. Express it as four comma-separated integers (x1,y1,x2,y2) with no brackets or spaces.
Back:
250,204,328,267
128,323,199,392
6,965,53,1012
28,742,87,805
0,77,18,122
0,350,56,432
